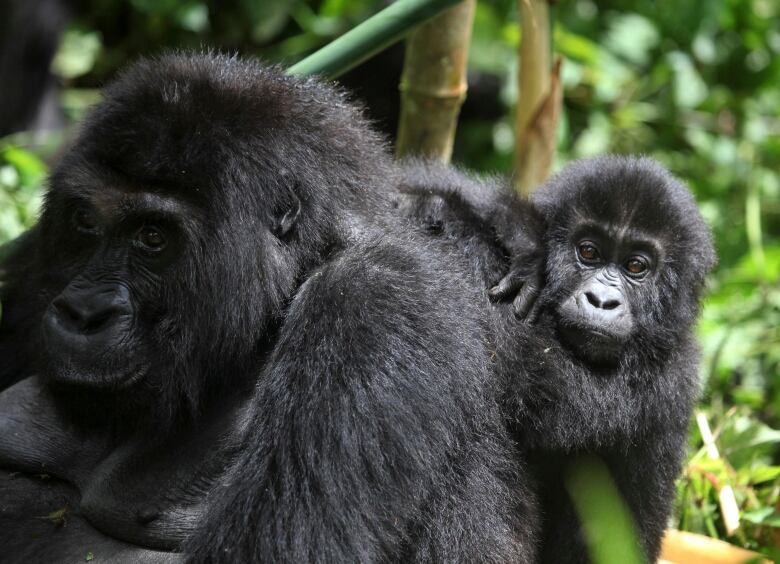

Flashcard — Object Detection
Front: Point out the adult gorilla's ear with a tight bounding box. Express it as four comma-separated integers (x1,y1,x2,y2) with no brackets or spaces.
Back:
271,173,301,239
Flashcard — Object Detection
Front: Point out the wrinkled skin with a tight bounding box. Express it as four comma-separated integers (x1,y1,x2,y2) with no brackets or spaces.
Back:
399,156,716,563
0,54,537,562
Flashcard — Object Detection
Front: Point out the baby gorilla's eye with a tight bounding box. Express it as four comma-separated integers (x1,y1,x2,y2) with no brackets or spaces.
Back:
577,242,600,262
624,256,648,276
73,207,100,233
136,226,166,251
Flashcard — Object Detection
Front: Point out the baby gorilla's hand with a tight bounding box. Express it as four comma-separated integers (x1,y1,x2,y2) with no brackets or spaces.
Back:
488,253,543,321
488,197,546,322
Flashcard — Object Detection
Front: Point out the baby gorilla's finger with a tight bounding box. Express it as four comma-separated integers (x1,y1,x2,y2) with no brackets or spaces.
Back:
512,282,539,321
489,272,523,302
523,292,544,323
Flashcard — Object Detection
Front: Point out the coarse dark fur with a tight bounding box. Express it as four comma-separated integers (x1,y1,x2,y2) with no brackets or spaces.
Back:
398,156,716,563
0,53,536,562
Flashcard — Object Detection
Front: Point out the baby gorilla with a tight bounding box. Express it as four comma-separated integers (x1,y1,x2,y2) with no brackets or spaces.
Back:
398,156,716,563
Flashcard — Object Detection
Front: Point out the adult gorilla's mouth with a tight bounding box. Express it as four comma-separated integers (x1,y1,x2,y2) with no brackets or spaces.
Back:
43,355,150,390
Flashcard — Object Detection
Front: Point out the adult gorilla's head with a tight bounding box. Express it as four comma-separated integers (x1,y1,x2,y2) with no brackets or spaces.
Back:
32,53,391,423
532,156,716,366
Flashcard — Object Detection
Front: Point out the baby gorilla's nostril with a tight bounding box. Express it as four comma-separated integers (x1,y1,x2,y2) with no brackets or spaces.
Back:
585,291,601,308
602,298,621,310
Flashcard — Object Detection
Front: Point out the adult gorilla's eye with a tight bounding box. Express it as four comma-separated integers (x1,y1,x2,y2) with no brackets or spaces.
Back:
73,207,99,233
624,256,648,276
577,242,600,262
136,226,167,251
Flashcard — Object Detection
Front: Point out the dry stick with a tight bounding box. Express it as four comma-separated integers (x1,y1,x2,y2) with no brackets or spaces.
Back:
514,0,561,196
696,411,741,536
395,0,476,163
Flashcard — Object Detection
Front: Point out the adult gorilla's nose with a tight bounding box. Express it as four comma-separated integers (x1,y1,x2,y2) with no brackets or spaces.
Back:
44,282,133,342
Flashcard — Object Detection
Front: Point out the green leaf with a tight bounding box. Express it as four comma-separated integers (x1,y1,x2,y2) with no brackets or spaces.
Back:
51,29,102,80
176,4,209,33
2,147,46,185
604,14,659,66
667,51,708,108
747,465,780,484
565,456,645,564
742,508,780,527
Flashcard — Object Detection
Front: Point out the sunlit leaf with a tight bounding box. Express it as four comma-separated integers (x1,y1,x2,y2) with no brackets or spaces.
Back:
51,29,102,80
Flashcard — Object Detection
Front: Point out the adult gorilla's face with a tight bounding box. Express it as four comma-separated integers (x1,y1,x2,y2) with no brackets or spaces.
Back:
39,183,191,389
20,55,389,425
535,156,716,366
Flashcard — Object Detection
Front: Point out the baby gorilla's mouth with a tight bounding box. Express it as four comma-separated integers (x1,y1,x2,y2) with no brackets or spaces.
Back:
556,322,626,365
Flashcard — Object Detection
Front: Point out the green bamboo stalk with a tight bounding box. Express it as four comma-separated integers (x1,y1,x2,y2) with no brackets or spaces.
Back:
288,0,462,79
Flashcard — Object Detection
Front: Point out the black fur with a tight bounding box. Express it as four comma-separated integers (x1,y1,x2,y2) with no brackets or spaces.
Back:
398,156,716,563
0,53,536,562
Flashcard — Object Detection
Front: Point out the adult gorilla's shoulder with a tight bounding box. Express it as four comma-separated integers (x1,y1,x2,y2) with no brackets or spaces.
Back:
0,52,535,562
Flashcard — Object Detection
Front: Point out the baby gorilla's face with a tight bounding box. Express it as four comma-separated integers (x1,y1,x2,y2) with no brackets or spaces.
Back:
551,221,659,365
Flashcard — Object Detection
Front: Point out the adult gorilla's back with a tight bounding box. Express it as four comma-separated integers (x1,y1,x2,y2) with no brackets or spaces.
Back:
0,54,535,562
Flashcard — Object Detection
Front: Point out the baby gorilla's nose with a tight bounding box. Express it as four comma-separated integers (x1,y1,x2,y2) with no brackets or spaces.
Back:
584,286,622,311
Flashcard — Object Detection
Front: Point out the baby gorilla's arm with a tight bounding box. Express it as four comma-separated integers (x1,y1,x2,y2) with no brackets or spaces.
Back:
396,159,546,320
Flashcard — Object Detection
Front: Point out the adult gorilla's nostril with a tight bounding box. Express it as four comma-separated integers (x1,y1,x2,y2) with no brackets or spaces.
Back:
601,298,621,310
82,307,120,334
52,297,83,325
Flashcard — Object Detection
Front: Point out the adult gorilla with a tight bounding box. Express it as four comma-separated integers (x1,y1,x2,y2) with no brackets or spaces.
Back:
0,53,536,562
398,156,716,563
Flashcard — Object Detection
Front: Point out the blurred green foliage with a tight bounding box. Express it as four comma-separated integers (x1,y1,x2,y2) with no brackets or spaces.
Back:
566,456,645,564
0,0,778,557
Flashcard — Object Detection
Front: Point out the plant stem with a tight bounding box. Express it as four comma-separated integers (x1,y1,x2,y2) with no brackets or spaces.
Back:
395,0,476,162
288,0,463,80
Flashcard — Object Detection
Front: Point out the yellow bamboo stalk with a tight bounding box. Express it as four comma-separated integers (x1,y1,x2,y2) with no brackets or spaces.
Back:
395,0,476,162
514,0,560,196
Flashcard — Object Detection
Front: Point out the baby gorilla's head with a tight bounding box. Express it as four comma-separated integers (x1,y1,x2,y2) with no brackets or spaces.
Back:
533,156,716,365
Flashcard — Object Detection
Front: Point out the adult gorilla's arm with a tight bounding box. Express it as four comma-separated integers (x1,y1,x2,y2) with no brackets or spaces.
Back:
185,237,530,562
